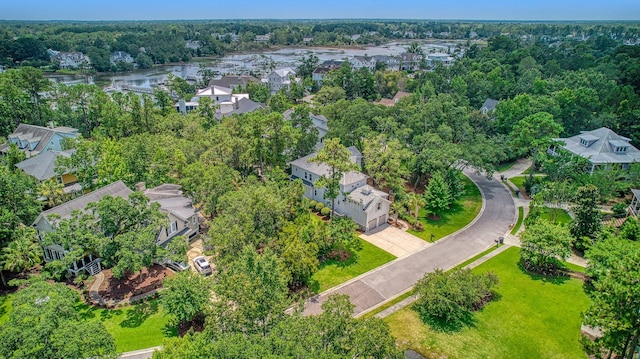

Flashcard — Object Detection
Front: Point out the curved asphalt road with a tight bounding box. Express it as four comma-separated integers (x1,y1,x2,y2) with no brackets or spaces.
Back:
302,169,516,316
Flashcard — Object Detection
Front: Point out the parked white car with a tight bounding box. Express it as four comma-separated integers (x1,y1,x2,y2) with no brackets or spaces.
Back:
193,256,212,275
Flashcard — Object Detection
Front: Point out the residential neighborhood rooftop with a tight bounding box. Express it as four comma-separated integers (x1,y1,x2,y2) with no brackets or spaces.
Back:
555,127,640,165
15,149,75,181
288,146,366,185
144,184,196,222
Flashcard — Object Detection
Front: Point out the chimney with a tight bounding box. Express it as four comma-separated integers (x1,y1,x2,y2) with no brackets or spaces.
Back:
49,120,54,129
134,182,146,192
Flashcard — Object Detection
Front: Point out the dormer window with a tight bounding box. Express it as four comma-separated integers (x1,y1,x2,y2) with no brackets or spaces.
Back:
580,139,588,146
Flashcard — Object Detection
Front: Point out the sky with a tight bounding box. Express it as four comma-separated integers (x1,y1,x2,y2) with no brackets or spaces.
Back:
2,0,640,21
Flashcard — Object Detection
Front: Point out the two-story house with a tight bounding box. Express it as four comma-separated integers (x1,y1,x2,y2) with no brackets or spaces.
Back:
109,51,134,65
264,68,300,93
283,110,329,148
548,127,640,173
140,183,199,246
15,149,82,196
33,181,133,276
349,56,376,71
289,147,391,232
372,55,400,71
481,98,499,115
50,52,90,69
34,181,199,276
0,123,79,158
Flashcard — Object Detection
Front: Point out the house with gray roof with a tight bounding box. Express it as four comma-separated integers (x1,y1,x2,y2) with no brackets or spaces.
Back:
549,127,640,172
214,97,266,120
141,183,199,247
34,180,199,276
1,123,79,157
481,98,499,115
33,181,133,276
264,67,300,93
630,189,640,218
289,146,390,232
208,75,259,90
15,149,82,195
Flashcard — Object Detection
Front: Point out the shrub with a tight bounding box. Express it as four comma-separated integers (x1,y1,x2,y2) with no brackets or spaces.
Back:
414,269,499,327
612,202,627,218
309,200,318,209
315,202,325,212
320,207,331,217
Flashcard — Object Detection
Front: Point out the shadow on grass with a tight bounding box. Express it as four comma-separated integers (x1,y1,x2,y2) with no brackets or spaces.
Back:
416,309,476,333
120,300,159,328
517,260,570,285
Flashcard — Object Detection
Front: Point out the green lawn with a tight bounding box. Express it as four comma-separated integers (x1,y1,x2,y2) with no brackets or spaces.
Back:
536,207,572,225
511,206,524,235
78,299,177,353
509,175,526,193
386,247,590,359
496,161,517,173
0,292,175,353
311,239,396,293
408,176,482,242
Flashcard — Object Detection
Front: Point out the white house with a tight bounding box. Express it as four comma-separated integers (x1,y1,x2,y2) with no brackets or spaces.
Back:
427,52,455,66
110,51,134,65
289,147,391,232
549,127,640,172
264,67,300,93
349,56,376,71
50,51,90,69
283,110,329,148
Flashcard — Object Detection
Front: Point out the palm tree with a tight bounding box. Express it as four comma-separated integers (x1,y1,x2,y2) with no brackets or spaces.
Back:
2,225,42,274
38,179,65,208
407,192,425,228
391,200,406,226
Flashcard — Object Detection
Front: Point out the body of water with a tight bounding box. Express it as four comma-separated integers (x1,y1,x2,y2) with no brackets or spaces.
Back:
45,41,458,89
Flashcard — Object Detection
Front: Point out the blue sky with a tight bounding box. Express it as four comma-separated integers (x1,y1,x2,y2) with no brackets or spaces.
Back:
3,0,640,21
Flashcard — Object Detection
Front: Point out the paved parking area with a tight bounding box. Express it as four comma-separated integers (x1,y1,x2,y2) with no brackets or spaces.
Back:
359,224,430,257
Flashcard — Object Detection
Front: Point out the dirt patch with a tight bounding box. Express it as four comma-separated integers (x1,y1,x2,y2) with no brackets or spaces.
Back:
98,265,175,301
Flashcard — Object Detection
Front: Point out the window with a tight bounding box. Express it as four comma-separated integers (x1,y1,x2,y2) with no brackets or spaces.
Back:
377,202,381,211
169,221,178,235
192,216,197,225
304,172,308,179
314,190,317,196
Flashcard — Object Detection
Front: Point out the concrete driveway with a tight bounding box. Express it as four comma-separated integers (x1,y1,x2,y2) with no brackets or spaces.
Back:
360,225,429,257
303,169,516,317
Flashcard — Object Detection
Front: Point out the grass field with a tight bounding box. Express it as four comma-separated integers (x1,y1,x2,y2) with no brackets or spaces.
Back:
509,175,526,193
0,291,175,353
537,207,572,225
386,247,589,359
311,239,396,293
78,299,176,352
408,176,482,242
496,161,517,173
511,206,524,235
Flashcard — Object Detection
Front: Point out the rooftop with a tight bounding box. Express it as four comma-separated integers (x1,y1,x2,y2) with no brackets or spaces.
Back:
556,127,640,164
289,146,366,186
144,184,196,221
15,149,75,181
35,181,132,225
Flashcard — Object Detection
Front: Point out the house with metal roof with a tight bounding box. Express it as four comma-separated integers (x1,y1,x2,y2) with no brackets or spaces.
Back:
15,149,82,195
289,146,391,232
549,127,640,172
141,183,199,247
33,181,199,276
33,181,133,276
481,98,500,115
1,123,79,157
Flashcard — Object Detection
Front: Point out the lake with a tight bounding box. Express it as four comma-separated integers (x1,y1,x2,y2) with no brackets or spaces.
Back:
45,41,459,89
